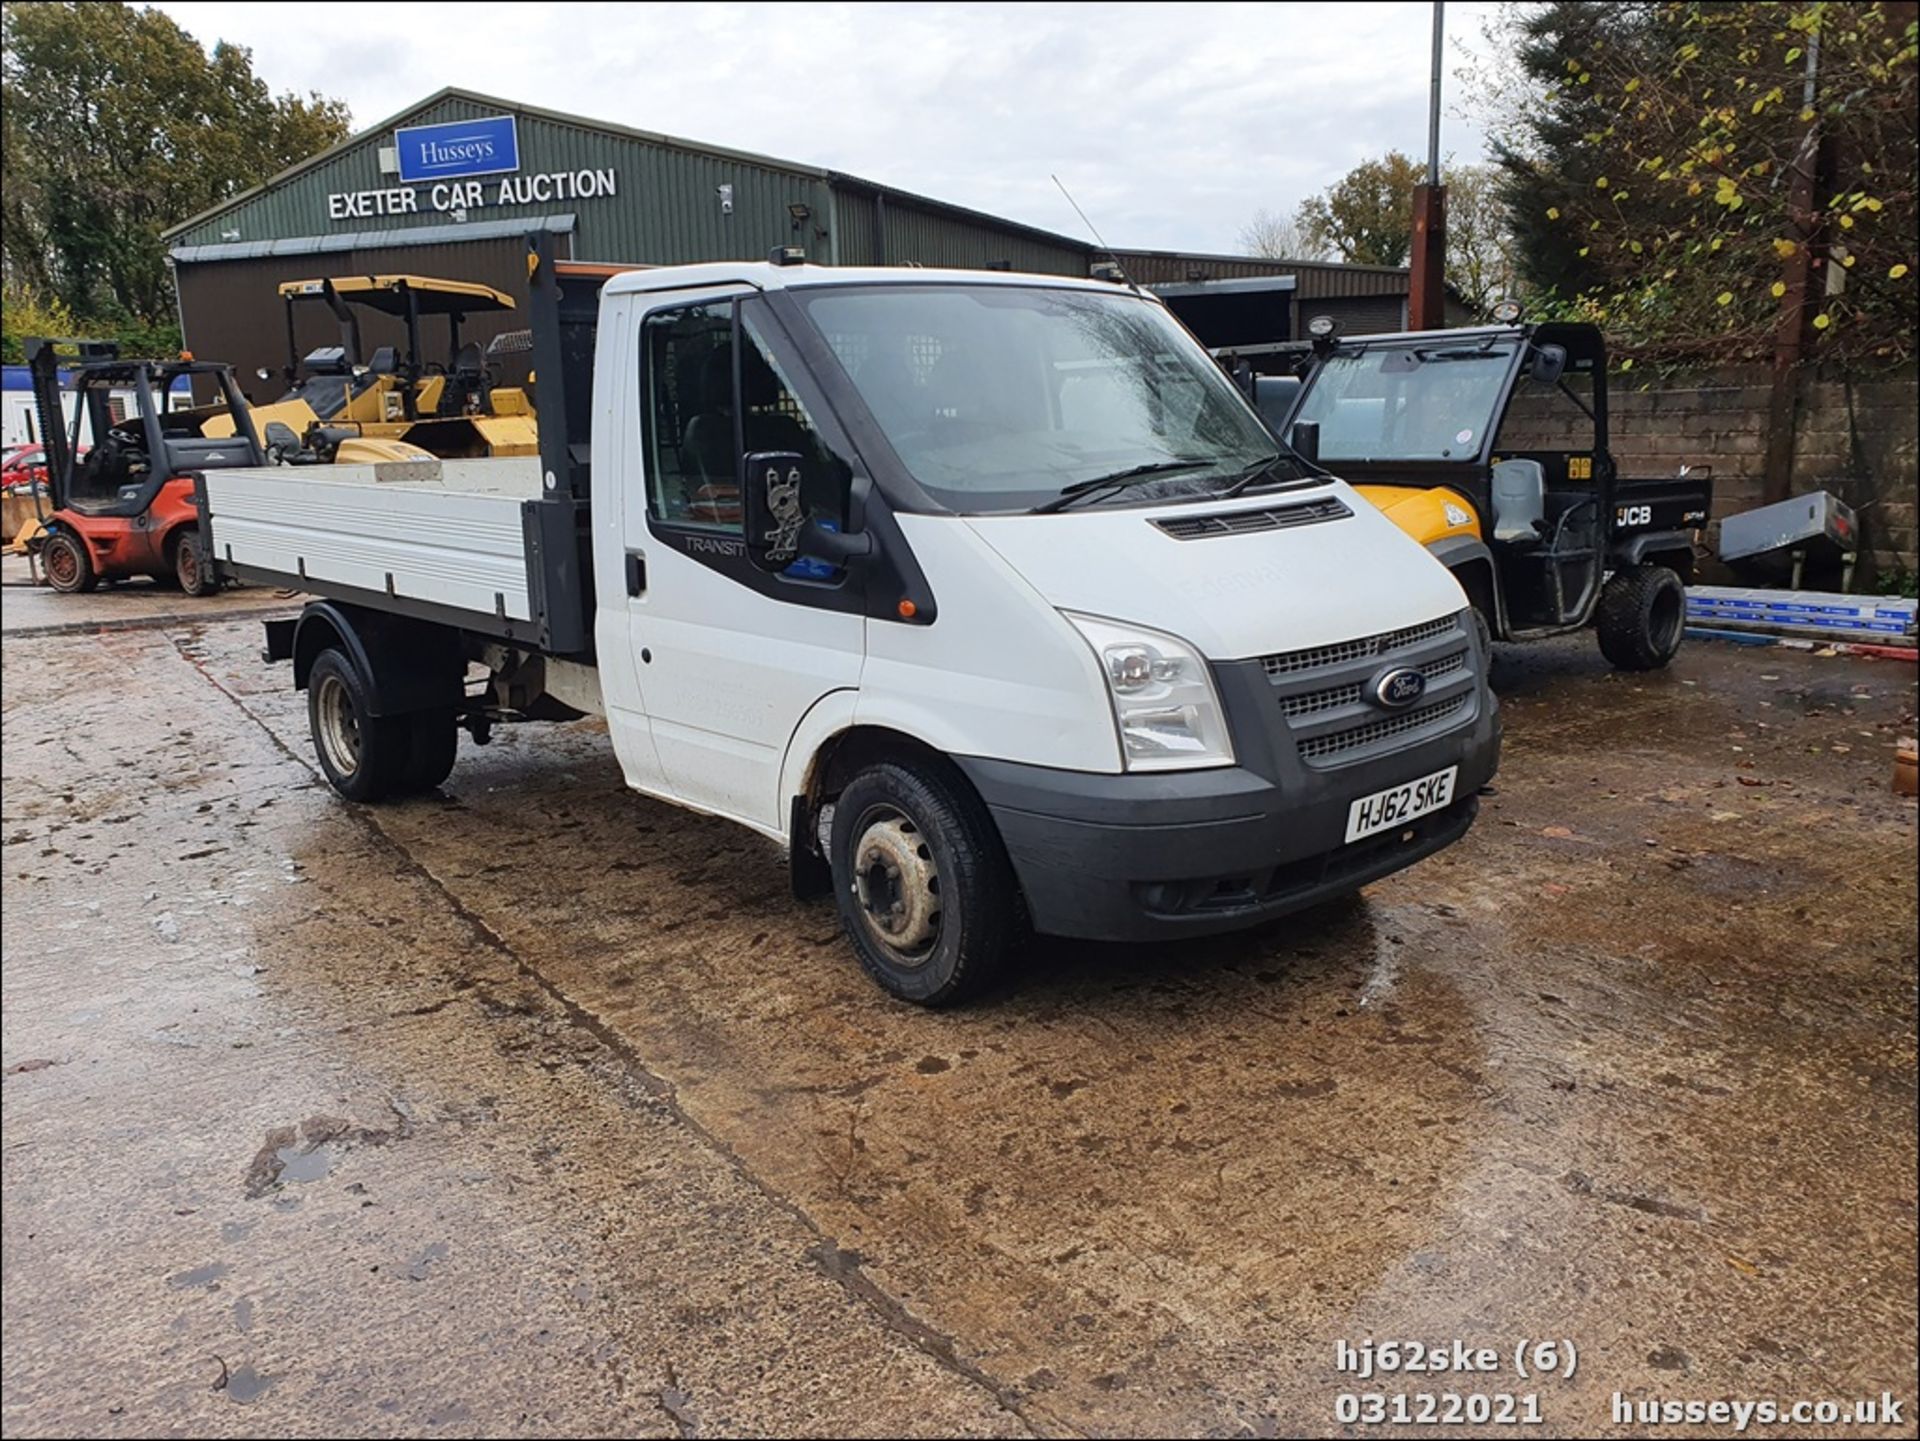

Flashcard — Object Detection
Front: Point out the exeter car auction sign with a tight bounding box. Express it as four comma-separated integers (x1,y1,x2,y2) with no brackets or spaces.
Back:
324,114,618,222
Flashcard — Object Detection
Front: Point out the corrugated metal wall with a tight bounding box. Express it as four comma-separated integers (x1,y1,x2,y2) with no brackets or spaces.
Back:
832,189,882,265
872,194,1086,273
174,234,558,403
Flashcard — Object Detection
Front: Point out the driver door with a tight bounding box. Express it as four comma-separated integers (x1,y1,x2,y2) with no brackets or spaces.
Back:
626,290,866,833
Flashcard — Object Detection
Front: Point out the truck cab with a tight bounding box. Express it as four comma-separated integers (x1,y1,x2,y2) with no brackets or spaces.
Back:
207,240,1502,1004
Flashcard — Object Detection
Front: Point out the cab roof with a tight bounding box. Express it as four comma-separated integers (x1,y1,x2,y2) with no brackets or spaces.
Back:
277,275,516,315
599,260,1143,301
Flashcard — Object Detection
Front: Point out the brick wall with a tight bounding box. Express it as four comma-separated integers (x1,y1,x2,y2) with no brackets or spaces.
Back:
1499,365,1918,581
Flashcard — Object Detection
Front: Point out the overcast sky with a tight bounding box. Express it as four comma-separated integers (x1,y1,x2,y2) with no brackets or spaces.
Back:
154,0,1502,255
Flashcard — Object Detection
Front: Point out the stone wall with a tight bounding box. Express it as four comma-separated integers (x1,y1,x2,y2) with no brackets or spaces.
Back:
1500,365,1918,582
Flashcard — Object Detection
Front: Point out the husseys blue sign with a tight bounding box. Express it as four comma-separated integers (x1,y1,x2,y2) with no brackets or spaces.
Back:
394,115,520,184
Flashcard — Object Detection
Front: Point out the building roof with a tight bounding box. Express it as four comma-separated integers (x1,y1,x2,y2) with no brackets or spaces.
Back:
1110,247,1415,300
162,86,1092,257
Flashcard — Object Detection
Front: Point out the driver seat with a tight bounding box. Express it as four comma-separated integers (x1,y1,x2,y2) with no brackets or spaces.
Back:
436,342,489,416
1491,458,1547,545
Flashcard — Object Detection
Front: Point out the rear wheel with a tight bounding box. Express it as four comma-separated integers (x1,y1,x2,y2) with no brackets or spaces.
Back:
308,648,408,802
828,756,1022,1006
173,531,217,597
1596,564,1687,670
42,531,96,594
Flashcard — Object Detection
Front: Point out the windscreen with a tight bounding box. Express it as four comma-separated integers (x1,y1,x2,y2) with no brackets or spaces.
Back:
795,284,1284,512
1292,343,1517,462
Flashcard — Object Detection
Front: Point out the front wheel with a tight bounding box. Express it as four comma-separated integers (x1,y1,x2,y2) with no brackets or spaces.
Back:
1596,564,1687,670
828,757,1022,1006
42,531,97,593
173,531,218,596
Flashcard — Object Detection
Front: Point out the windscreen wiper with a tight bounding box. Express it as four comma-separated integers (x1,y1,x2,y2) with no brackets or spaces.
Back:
1215,440,1335,499
1030,458,1212,513
1214,451,1290,499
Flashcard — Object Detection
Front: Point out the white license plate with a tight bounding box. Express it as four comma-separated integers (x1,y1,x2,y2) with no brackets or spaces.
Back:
1344,765,1458,843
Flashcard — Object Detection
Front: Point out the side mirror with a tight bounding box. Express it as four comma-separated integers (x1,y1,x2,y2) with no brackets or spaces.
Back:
1530,344,1567,387
743,450,810,572
1288,419,1321,467
744,450,873,574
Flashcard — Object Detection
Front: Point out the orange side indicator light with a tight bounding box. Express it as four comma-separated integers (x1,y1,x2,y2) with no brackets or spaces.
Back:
897,599,918,620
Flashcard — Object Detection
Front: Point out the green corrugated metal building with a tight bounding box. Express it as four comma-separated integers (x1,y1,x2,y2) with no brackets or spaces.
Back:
163,86,1095,391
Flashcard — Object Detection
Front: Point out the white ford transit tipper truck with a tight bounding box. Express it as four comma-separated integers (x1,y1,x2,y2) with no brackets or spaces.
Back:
198,236,1500,1004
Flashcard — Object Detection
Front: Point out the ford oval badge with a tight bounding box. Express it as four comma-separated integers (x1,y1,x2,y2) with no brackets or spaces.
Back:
1373,666,1426,709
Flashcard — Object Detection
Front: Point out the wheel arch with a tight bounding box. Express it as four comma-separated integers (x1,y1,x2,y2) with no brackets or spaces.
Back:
292,601,464,716
1428,534,1507,638
782,712,993,896
1613,530,1697,580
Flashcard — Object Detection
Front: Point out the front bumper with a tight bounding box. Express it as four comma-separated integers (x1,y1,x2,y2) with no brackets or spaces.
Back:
957,611,1501,943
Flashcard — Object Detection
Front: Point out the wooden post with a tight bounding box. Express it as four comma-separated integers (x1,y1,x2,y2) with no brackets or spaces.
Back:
1409,184,1448,330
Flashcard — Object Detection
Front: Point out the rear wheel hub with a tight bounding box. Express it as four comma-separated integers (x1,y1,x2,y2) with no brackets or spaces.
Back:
314,674,362,777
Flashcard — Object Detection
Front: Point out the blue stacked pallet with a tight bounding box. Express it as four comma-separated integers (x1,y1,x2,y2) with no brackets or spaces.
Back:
1685,587,1917,644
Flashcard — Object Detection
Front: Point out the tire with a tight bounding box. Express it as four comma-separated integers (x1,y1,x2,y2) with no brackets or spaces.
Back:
42,531,97,594
307,648,408,802
397,708,459,794
1469,605,1494,659
1596,564,1687,671
828,757,1022,1006
173,530,218,597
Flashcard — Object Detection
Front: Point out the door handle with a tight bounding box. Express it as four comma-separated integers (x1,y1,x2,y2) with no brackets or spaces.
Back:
625,550,646,597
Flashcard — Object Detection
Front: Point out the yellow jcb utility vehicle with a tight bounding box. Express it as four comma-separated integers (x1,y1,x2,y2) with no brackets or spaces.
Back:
250,274,538,460
1235,315,1711,670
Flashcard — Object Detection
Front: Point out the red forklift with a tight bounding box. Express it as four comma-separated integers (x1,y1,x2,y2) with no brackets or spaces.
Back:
23,338,264,595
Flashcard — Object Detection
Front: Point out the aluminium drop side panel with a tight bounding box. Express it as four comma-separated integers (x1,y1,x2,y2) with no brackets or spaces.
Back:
203,465,536,622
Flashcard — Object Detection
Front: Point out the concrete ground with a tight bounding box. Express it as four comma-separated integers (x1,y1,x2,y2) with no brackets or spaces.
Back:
2,580,1915,1438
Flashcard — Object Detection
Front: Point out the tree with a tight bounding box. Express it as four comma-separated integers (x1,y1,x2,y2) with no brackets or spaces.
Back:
1298,151,1427,267
1238,206,1326,260
1250,152,1518,311
1445,162,1522,311
1486,1,1918,364
1,2,350,333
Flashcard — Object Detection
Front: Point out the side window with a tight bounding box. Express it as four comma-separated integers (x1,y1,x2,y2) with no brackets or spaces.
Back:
642,301,739,531
739,308,852,542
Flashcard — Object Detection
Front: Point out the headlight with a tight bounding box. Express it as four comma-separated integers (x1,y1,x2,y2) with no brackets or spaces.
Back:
1062,612,1234,771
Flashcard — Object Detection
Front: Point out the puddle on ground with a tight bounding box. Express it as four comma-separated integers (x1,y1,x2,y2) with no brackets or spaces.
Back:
274,1144,332,1185
224,1363,272,1403
407,1241,449,1281
168,1261,229,1290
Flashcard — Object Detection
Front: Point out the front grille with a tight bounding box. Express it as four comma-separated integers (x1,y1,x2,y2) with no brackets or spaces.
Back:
1295,692,1470,761
1154,496,1352,540
1279,649,1468,719
1260,614,1457,678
